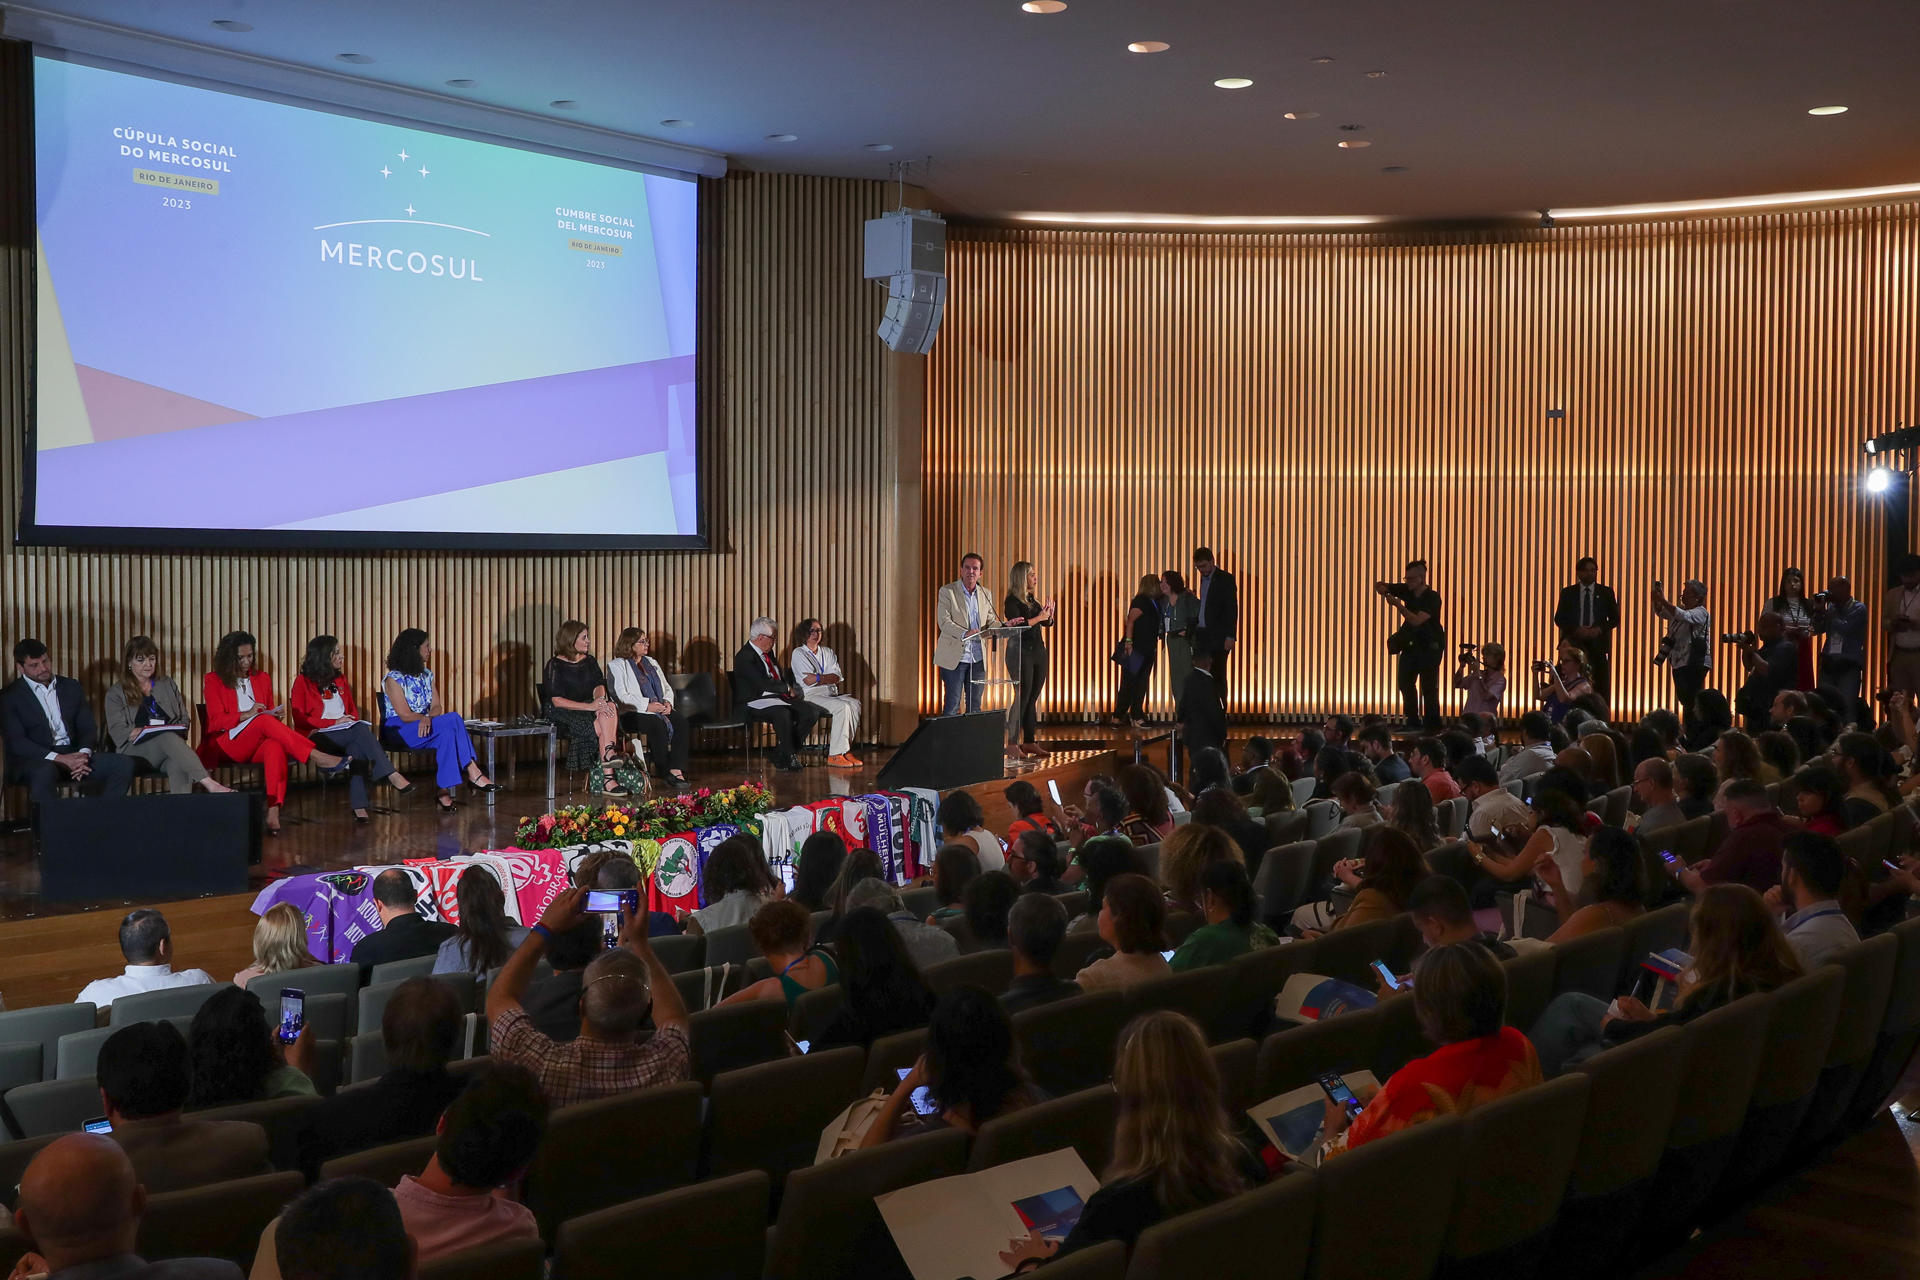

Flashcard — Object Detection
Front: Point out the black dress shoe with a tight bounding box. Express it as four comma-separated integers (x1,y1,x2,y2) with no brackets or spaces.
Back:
778,759,803,773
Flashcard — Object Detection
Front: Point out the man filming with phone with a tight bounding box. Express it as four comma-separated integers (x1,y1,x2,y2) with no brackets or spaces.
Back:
485,887,689,1107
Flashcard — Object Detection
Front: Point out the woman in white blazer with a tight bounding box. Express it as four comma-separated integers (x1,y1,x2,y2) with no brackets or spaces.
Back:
608,627,690,784
789,618,862,768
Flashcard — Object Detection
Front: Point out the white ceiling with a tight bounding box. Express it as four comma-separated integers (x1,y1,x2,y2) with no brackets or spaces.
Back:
14,0,1920,221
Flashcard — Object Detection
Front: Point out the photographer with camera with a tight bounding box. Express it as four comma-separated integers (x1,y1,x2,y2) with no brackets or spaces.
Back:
1732,611,1801,734
1763,566,1818,692
1651,578,1712,726
1451,642,1506,720
1812,575,1868,709
1554,557,1620,701
1374,559,1445,732
1533,640,1593,725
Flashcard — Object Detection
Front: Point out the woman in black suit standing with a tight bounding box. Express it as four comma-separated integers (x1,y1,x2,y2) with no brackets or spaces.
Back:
1003,560,1056,759
1114,573,1163,727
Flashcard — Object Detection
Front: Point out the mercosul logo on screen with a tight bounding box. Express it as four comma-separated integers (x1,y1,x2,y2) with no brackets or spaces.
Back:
316,145,485,281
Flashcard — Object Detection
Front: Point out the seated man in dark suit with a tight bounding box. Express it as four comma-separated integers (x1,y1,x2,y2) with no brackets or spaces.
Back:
732,616,827,773
350,868,457,975
296,977,468,1181
1178,650,1228,773
96,1021,270,1194
2,637,135,805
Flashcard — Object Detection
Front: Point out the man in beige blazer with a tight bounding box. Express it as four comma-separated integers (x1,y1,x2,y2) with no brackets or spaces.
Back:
935,552,1001,715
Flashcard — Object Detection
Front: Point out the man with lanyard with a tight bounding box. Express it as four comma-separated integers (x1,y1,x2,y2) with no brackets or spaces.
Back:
1553,557,1620,703
1192,547,1238,701
1651,579,1712,733
1374,559,1444,731
1812,574,1869,712
1884,556,1920,699
935,552,1001,715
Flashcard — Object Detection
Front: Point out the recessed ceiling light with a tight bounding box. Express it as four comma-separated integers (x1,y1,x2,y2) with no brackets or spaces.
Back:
1283,111,1320,121
659,117,692,126
864,143,894,152
1021,0,1067,11
1365,69,1388,78
1015,211,1385,228
1310,55,1335,64
766,133,799,142
1338,139,1371,149
1214,77,1254,89
1127,41,1170,53
445,78,477,89
1807,105,1849,116
1339,123,1365,131
1381,165,1409,173
335,53,374,64
211,19,251,32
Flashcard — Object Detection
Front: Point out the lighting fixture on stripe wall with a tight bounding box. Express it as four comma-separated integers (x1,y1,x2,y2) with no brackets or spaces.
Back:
1214,77,1254,89
1011,211,1385,227
1808,105,1849,116
1552,180,1920,220
1864,425,1920,456
1867,467,1893,496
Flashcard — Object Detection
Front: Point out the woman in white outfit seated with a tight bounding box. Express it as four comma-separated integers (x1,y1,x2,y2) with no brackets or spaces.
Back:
607,626,691,785
789,618,862,768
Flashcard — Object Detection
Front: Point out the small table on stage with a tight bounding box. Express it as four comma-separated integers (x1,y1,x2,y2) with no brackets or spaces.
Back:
466,721,557,807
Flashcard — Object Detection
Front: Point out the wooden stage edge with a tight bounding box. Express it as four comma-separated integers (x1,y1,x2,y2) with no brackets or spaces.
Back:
0,739,1145,1015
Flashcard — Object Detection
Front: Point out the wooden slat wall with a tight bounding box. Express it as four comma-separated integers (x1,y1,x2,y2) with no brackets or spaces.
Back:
0,43,914,751
924,208,1920,722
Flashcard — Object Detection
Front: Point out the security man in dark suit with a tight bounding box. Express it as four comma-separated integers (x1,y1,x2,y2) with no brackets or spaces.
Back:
2,637,134,805
1554,557,1621,703
1179,649,1228,779
1192,547,1239,701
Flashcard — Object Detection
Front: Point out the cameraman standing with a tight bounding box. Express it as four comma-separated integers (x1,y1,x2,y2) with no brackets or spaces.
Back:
1375,559,1445,732
1735,612,1800,733
1813,575,1869,710
1452,642,1506,720
1652,579,1712,727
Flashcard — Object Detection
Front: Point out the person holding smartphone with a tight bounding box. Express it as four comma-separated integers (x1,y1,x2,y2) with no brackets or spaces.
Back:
1320,942,1541,1155
860,987,1037,1147
484,886,690,1107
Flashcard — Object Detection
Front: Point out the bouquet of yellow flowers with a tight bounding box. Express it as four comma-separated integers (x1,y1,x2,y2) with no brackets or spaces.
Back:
512,781,774,850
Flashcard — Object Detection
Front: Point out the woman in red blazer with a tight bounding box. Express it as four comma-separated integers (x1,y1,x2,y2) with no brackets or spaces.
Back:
199,629,348,835
291,634,414,823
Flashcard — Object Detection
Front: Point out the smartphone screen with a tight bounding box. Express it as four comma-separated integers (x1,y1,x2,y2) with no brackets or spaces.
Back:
1047,779,1062,805
793,1039,811,1055
275,989,305,1045
82,1116,112,1134
1318,1071,1364,1118
1371,960,1402,991
1659,850,1678,867
584,889,639,915
1160,949,1176,962
1886,859,1903,874
896,1067,939,1117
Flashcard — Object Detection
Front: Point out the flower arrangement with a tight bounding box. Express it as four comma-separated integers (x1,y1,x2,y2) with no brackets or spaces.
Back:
513,780,774,850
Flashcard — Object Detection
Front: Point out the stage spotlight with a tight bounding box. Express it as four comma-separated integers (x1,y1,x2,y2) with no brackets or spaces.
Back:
1867,466,1893,495
1865,438,1877,454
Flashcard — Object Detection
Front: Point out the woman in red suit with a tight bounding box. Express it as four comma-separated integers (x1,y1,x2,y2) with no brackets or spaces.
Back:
199,630,349,835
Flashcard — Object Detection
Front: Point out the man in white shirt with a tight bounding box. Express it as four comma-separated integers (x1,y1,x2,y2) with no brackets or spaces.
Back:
1884,556,1920,698
934,552,1001,716
76,909,213,1009
1767,834,1860,971
1455,756,1532,841
1496,711,1556,785
1651,579,1712,723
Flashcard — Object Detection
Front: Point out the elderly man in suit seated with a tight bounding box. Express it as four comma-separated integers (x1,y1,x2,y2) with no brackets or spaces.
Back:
732,617,827,774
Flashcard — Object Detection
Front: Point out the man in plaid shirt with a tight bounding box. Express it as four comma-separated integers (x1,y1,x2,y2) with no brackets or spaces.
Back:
485,886,690,1106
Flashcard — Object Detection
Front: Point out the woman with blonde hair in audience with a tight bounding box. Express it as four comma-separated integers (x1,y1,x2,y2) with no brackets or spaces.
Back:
1529,882,1803,1074
721,898,840,1011
1074,874,1171,991
1158,822,1241,914
433,868,528,975
233,903,320,986
1321,942,1542,1154
1536,826,1647,944
1000,1010,1261,1266
864,985,1038,1147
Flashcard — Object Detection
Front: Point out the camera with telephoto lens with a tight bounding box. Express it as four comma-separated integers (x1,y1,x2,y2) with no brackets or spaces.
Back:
1458,642,1478,661
1812,590,1832,608
1721,630,1756,646
1652,634,1674,666
1532,660,1552,674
